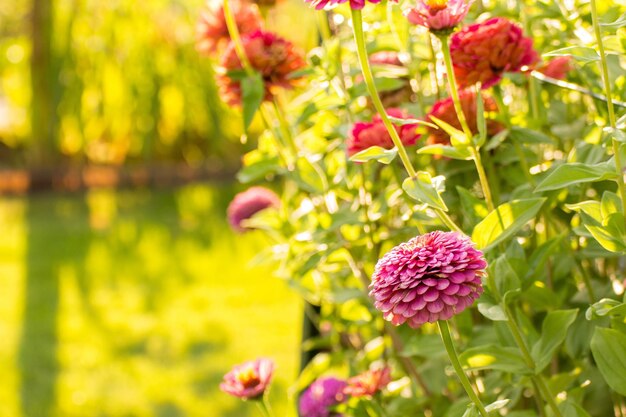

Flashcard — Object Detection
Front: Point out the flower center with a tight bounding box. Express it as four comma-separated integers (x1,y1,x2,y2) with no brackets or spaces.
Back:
237,366,261,389
425,0,448,13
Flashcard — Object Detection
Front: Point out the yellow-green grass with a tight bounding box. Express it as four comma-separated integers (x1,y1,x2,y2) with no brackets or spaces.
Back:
0,184,301,417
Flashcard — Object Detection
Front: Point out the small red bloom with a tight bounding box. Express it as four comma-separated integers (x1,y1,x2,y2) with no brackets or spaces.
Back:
196,0,263,55
344,367,391,398
347,109,421,157
218,30,306,106
450,17,539,88
406,0,474,33
220,358,275,400
425,89,503,145
536,56,573,80
369,231,487,328
227,186,280,232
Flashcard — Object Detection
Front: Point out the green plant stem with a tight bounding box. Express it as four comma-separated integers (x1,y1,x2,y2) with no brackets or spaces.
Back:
351,9,460,232
437,320,489,417
254,396,274,417
589,0,626,228
440,35,495,212
223,0,254,76
272,97,298,158
351,9,416,178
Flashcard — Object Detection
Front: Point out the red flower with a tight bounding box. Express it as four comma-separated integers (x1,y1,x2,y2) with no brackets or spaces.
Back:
369,231,486,328
218,30,306,105
425,89,503,145
347,109,421,156
305,0,386,11
450,17,539,88
220,358,274,400
344,367,391,398
227,186,280,232
406,0,474,33
536,56,573,80
196,0,263,55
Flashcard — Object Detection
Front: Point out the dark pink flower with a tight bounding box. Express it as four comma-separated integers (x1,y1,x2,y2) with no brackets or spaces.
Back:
450,17,540,88
304,0,386,11
196,0,263,55
369,51,404,66
406,0,474,33
220,358,274,400
536,56,573,80
369,231,486,328
347,109,421,156
344,367,391,398
299,377,347,417
227,186,280,232
218,30,306,105
425,89,503,145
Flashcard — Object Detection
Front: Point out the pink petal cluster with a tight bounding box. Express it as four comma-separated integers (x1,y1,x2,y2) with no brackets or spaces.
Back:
406,0,474,33
227,186,280,232
369,231,486,328
450,17,540,89
220,358,275,400
304,0,384,11
369,51,404,66
196,0,263,55
299,377,347,417
425,89,503,145
536,56,573,80
344,367,391,398
218,30,306,105
347,109,421,157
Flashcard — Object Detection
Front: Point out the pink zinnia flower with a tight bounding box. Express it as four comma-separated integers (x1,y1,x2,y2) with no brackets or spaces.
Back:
196,0,263,55
344,367,391,398
536,56,573,80
220,358,274,400
304,0,384,11
299,377,347,417
347,109,421,157
406,0,474,33
227,186,280,232
218,30,306,105
425,89,503,145
369,231,487,328
450,17,540,88
369,51,404,66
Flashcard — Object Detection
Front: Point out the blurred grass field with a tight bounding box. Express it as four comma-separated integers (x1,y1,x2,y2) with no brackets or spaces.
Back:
0,183,301,417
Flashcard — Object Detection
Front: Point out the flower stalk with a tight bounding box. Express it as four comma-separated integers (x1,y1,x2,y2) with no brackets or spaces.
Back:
223,0,254,76
437,320,490,417
589,0,626,227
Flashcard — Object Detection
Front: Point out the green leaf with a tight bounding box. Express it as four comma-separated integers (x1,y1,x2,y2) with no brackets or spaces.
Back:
402,172,448,211
492,256,521,296
388,115,438,129
241,71,265,131
429,115,470,148
601,191,623,218
478,302,508,321
601,12,626,30
531,309,578,373
236,156,282,183
586,298,626,320
349,146,398,164
590,327,626,395
580,211,626,253
560,400,592,417
509,127,554,145
459,345,530,373
472,198,546,252
485,399,510,413
295,157,327,193
604,127,626,143
417,144,472,160
535,161,618,192
461,405,480,417
543,46,600,63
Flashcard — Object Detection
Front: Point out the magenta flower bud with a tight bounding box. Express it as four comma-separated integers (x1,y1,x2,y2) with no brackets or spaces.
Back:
369,231,487,328
227,186,280,232
299,377,347,417
406,0,474,33
450,17,540,89
220,358,275,400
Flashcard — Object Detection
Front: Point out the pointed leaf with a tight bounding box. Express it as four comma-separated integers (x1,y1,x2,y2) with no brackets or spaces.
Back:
472,198,546,252
531,309,578,373
459,345,530,374
543,46,600,63
535,161,618,192
388,115,438,129
349,146,398,164
402,172,448,211
590,327,626,395
241,71,265,130
429,115,470,148
417,144,472,160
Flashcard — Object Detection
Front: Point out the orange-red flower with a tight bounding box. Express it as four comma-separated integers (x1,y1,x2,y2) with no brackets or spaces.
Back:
536,56,573,80
450,17,539,88
196,0,263,55
344,367,391,398
347,108,421,156
218,30,306,105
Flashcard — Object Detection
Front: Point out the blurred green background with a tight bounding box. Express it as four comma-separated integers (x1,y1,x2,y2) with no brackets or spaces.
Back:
0,0,317,416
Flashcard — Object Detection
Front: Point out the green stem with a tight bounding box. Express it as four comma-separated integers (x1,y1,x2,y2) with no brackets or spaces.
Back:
223,0,254,76
437,320,489,417
589,0,626,228
470,147,496,212
255,397,273,417
351,9,416,177
439,35,473,139
271,97,298,158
